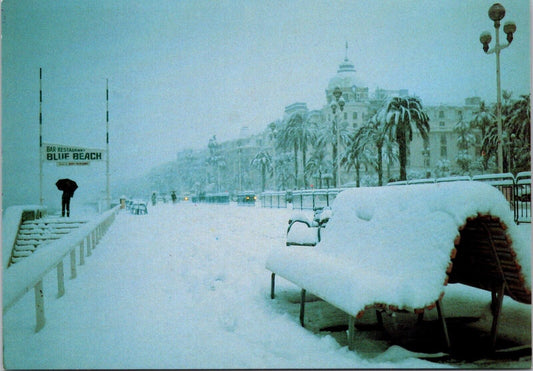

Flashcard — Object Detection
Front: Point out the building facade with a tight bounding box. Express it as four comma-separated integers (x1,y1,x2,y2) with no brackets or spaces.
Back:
280,53,485,185
168,51,489,196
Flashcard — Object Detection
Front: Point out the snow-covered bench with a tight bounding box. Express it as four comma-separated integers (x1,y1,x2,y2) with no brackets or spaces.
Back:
266,181,531,351
286,207,332,246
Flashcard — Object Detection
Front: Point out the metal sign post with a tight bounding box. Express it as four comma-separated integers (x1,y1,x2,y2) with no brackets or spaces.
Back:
39,68,43,206
106,79,110,210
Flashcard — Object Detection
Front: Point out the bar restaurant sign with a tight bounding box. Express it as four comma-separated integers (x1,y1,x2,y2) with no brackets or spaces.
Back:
43,143,105,166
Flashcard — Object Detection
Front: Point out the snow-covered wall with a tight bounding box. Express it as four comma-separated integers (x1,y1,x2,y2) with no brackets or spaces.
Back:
267,181,530,317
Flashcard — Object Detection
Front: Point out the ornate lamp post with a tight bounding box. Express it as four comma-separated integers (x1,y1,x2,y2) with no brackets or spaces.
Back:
479,3,517,174
330,86,345,187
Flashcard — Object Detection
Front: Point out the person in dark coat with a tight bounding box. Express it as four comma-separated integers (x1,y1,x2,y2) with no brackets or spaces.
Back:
55,178,78,217
62,190,74,217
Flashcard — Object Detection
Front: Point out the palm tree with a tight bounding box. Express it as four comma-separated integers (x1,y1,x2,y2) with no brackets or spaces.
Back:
505,94,531,172
470,101,495,170
482,94,530,173
277,111,319,189
382,96,430,181
317,116,350,187
454,120,476,174
251,150,272,192
305,148,331,189
353,111,393,186
267,120,282,190
481,120,499,172
383,135,398,183
506,95,530,142
274,152,295,191
470,101,494,151
277,116,300,189
341,127,374,187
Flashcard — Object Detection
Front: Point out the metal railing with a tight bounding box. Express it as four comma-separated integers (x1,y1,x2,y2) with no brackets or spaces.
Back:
3,206,119,332
290,189,342,210
515,172,531,224
472,173,515,208
259,172,531,223
197,192,230,204
388,173,531,224
259,191,287,208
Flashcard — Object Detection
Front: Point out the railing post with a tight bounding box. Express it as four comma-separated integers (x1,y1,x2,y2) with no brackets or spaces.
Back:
97,225,102,242
270,273,276,299
34,280,45,332
514,182,518,222
348,316,356,350
56,261,65,298
70,249,77,279
80,241,85,265
299,289,306,327
436,299,451,350
86,235,92,256
490,282,506,351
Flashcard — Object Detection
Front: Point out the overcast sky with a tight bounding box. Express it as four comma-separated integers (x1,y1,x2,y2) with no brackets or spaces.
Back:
2,0,531,207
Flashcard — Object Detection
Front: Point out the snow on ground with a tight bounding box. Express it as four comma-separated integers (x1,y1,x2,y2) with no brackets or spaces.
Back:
2,201,531,368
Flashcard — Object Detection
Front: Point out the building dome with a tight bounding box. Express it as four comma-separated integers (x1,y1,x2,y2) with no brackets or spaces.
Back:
327,56,365,92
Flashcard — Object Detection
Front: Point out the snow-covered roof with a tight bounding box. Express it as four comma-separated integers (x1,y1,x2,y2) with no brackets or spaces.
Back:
267,181,531,317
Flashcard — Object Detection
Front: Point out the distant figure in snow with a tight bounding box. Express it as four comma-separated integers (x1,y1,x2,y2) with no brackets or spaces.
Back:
151,192,157,206
171,191,177,204
55,178,78,217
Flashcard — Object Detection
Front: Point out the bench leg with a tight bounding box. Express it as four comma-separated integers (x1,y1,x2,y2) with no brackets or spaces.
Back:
300,289,306,327
436,299,451,350
490,282,505,351
270,273,276,299
348,316,356,350
375,309,384,328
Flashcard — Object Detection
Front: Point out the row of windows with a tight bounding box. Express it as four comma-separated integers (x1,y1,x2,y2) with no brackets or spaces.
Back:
327,111,365,121
437,110,464,119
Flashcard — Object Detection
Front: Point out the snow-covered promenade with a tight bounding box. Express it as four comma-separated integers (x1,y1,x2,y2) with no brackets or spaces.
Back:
3,202,531,368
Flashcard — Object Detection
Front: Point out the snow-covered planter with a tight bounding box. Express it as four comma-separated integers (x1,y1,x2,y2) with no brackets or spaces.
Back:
266,181,531,349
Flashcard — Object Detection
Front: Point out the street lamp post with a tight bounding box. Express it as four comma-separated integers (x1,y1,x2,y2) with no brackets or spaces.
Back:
271,128,277,190
479,3,517,174
422,146,430,178
330,86,345,188
504,132,516,173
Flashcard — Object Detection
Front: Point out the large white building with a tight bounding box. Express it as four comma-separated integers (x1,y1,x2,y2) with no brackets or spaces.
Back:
280,52,484,185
